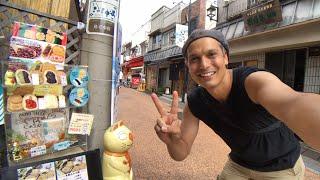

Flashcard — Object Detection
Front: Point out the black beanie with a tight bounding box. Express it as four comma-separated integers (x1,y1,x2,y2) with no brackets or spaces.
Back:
182,29,229,58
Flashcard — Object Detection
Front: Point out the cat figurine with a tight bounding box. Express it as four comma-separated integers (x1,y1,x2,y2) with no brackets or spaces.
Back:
103,120,133,180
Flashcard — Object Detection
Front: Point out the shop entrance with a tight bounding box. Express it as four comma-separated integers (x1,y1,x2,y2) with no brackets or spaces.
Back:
265,49,306,91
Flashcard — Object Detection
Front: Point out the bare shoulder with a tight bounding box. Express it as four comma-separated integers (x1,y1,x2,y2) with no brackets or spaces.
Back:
244,71,296,104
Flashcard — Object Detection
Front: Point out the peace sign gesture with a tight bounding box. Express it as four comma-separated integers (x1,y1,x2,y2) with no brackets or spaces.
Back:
151,91,181,145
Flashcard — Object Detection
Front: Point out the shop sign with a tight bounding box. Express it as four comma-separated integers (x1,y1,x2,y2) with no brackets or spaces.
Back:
175,24,188,48
243,0,282,31
86,0,119,36
68,113,94,135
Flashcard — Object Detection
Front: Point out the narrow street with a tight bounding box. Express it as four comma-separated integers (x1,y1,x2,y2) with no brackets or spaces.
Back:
118,87,320,180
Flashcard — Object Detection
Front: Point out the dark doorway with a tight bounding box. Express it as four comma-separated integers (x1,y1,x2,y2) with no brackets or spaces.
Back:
265,49,306,91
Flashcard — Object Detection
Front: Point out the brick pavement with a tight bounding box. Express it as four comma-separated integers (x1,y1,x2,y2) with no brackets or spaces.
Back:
117,87,320,180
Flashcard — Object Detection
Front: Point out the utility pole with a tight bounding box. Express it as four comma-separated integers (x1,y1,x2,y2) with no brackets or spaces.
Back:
80,1,118,156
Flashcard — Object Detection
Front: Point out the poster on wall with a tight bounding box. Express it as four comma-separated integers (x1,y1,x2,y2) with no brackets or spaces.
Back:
86,0,120,37
9,22,67,66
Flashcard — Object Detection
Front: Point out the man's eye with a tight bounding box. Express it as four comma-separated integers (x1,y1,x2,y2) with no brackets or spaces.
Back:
190,57,198,62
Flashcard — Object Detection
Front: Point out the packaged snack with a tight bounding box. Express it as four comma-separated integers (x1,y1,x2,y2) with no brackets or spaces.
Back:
58,95,66,108
7,95,23,112
15,69,32,86
4,71,16,86
43,70,58,84
70,68,89,87
69,88,89,107
44,94,59,109
22,94,38,111
42,117,65,148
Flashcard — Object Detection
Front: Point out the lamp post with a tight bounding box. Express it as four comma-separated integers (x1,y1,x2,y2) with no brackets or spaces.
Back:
206,4,218,22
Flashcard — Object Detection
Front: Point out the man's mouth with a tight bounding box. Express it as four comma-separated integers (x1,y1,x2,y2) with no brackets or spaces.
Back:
198,71,216,78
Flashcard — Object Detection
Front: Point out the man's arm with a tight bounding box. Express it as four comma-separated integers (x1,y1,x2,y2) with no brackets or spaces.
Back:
245,71,320,151
166,104,199,161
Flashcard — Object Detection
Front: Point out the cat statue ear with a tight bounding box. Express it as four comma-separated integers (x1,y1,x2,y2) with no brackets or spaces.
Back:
102,120,133,180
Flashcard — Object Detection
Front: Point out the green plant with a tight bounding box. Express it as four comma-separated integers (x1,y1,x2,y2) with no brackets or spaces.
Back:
156,87,165,96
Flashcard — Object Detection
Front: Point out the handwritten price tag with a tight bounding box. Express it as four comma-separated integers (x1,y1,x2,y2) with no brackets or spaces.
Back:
30,145,46,157
68,113,94,135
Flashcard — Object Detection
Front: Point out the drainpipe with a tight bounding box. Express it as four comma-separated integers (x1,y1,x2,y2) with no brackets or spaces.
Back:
182,0,192,103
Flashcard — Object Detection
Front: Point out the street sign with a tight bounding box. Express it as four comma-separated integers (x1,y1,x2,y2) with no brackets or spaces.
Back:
86,0,119,36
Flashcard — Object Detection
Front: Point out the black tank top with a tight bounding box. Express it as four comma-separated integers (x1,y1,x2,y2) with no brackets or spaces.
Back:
187,67,300,172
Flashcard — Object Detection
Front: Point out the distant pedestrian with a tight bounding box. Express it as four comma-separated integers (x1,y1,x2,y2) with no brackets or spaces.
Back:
151,29,320,179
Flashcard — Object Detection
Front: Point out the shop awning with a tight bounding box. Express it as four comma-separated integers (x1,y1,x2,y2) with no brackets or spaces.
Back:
215,0,320,41
125,56,144,68
144,45,182,63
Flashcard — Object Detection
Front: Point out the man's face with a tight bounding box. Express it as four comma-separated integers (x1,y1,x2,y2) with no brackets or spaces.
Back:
185,37,228,89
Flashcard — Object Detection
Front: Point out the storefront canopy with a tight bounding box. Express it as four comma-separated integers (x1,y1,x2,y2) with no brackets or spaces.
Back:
125,56,144,68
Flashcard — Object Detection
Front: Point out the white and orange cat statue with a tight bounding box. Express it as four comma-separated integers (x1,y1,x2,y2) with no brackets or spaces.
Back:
103,120,133,180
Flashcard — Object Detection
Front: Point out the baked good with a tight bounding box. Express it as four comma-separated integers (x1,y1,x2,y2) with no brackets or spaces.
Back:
4,71,16,86
49,45,65,63
7,95,23,112
44,94,58,109
40,63,56,73
43,70,58,84
57,71,67,85
15,69,32,86
58,95,66,108
22,94,38,111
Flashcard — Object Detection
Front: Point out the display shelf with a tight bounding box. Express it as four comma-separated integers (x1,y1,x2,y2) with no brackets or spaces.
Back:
8,145,87,167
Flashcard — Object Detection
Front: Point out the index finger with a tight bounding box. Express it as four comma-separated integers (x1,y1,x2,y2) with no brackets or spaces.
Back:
170,91,179,114
151,93,166,117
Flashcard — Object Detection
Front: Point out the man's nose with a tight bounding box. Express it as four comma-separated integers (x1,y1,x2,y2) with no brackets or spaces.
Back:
199,57,210,69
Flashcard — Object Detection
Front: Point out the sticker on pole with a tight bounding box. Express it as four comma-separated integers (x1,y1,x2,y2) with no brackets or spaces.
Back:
86,0,119,36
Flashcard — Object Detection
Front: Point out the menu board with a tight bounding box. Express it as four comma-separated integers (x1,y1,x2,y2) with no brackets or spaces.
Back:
55,155,89,180
17,162,56,180
9,22,67,65
16,155,89,180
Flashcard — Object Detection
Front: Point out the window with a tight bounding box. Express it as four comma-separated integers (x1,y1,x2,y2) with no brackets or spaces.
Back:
314,0,320,18
234,21,244,38
226,23,237,40
244,60,257,67
279,2,295,26
295,0,313,23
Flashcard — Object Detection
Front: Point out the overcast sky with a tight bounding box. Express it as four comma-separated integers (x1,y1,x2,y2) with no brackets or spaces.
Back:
119,0,196,44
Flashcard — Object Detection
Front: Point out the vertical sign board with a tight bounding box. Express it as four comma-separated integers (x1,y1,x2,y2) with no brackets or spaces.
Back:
175,24,188,48
0,86,4,125
86,0,119,37
86,0,120,124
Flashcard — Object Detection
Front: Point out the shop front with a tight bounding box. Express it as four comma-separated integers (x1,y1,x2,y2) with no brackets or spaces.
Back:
123,56,144,88
217,0,320,94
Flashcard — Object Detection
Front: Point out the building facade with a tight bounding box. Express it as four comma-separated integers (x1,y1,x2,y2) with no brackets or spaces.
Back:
215,0,320,93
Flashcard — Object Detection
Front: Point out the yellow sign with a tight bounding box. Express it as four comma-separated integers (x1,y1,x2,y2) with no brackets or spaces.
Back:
33,84,63,96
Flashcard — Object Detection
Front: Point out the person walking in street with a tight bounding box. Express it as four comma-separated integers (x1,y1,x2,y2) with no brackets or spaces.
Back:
151,29,320,180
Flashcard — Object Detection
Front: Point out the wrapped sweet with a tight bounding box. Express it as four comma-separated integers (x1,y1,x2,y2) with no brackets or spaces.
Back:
44,94,58,109
5,71,16,86
43,70,58,84
69,88,89,107
70,68,89,87
15,69,32,86
7,95,23,112
22,94,38,111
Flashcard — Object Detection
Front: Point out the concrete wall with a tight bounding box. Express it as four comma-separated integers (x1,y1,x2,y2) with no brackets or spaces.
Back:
163,2,186,28
150,6,169,33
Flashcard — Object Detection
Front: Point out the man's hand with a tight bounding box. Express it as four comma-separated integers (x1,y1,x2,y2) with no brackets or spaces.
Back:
151,91,181,145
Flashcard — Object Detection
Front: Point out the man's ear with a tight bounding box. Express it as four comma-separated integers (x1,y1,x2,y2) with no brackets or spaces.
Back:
224,53,229,66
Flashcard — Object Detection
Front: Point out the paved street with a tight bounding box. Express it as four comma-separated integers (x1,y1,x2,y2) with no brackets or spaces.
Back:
117,87,320,180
